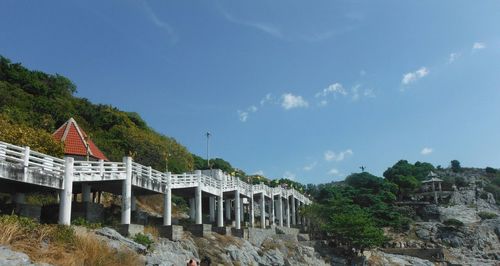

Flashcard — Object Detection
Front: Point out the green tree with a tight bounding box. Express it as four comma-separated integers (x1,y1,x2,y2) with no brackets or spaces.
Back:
451,160,461,172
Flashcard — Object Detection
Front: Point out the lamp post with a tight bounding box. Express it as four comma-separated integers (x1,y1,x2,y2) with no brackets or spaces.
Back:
206,132,211,169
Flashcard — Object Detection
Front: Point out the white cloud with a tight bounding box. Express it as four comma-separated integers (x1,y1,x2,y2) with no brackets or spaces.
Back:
220,8,283,38
315,83,347,98
448,53,460,63
324,149,353,162
472,42,486,50
421,147,433,155
260,93,273,106
248,105,258,112
328,168,340,176
363,88,375,98
237,110,249,122
318,100,328,107
303,162,317,171
281,93,309,110
402,67,429,85
143,2,177,43
283,171,296,180
253,170,264,176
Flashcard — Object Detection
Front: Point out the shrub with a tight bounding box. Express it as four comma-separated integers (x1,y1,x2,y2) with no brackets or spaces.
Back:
0,115,64,157
133,233,154,248
72,217,102,229
478,212,498,220
443,218,464,227
485,167,498,174
25,193,58,206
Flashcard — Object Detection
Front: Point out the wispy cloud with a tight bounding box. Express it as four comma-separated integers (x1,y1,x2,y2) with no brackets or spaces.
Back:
421,147,433,155
253,170,264,176
220,8,283,38
315,83,347,98
328,168,340,176
283,171,296,180
260,93,273,106
303,162,317,171
237,105,258,122
324,149,353,162
472,42,486,50
402,67,429,85
143,2,178,43
281,93,309,110
448,53,460,63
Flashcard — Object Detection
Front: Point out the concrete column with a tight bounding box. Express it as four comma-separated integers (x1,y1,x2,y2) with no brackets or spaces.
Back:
240,199,244,225
163,172,172,226
82,184,91,203
59,157,74,225
235,190,241,229
260,193,265,229
297,201,301,225
291,197,296,225
195,170,202,225
23,146,30,182
209,196,215,223
271,195,275,226
121,156,132,225
250,194,255,228
189,198,196,221
286,196,290,228
278,197,283,227
217,195,224,227
225,199,231,220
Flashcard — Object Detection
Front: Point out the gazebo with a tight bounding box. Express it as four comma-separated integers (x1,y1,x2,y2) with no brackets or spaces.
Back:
422,171,443,204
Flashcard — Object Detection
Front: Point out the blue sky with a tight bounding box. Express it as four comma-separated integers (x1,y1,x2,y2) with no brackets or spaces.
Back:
1,1,500,184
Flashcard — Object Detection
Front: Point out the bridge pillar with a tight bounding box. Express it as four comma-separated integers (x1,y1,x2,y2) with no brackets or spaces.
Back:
235,190,241,229
225,199,231,221
240,198,244,225
270,195,275,226
82,184,91,203
209,196,215,223
260,192,265,229
250,193,254,228
195,170,202,225
286,196,290,228
121,156,132,225
23,146,30,182
297,201,301,225
291,196,296,225
59,157,74,225
217,195,224,227
164,172,172,226
278,196,283,227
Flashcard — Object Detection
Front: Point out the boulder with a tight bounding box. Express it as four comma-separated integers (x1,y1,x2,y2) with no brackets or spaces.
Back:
94,227,147,254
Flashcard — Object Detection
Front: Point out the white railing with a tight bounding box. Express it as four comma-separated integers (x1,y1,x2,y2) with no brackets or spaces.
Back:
0,141,312,203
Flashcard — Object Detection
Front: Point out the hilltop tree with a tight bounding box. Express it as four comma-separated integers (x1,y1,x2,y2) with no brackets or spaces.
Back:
451,160,461,172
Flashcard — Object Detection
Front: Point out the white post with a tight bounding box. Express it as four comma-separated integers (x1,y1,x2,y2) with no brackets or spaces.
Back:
164,172,172,226
195,170,202,225
99,159,104,176
271,195,275,226
286,196,290,228
235,190,241,229
260,192,266,229
59,157,74,225
278,196,283,227
23,146,30,182
250,193,255,228
217,193,224,227
82,184,91,203
209,196,215,223
240,199,244,225
121,156,132,224
297,201,301,225
291,196,296,226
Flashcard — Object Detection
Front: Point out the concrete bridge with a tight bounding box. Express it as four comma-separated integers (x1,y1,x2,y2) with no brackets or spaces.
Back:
0,141,312,234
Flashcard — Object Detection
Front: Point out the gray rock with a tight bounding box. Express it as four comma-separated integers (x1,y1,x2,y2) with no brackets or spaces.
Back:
261,249,285,266
94,227,147,254
146,239,198,266
0,245,51,266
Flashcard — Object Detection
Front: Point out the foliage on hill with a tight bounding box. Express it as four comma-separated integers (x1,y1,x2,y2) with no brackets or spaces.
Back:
383,160,435,199
0,115,64,157
0,56,193,173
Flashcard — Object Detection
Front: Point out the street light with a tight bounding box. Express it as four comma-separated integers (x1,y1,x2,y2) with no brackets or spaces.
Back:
206,132,211,169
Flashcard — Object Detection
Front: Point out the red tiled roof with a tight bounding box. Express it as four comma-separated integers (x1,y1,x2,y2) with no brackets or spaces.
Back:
53,118,109,161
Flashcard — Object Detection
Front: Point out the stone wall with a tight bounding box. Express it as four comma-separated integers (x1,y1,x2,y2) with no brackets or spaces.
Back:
275,226,300,235
247,228,275,246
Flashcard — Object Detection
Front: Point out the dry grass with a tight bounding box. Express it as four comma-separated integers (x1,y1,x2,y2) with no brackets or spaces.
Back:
0,215,142,266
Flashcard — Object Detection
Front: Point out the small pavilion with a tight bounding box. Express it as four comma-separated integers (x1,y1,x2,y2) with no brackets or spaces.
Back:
52,118,108,161
422,171,443,204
